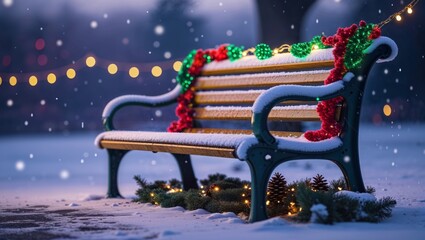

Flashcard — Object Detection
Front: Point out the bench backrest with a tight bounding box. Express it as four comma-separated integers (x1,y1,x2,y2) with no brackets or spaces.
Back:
186,48,338,137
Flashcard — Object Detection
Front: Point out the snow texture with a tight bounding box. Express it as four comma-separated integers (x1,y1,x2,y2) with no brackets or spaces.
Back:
96,131,342,160
310,203,329,223
252,72,353,113
1,125,425,240
202,48,334,72
102,85,181,119
364,37,398,63
334,190,377,204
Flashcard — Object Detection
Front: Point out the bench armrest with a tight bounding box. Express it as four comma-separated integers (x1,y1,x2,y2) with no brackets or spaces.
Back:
102,85,182,130
251,72,354,144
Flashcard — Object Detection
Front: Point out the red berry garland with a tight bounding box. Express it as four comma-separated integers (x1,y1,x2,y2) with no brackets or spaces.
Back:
304,21,380,141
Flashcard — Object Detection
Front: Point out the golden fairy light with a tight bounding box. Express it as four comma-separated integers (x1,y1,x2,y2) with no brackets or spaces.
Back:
173,61,182,72
129,67,140,78
66,68,76,79
151,66,162,77
383,104,392,116
107,64,118,74
85,56,96,67
47,73,56,84
9,76,17,86
28,75,38,86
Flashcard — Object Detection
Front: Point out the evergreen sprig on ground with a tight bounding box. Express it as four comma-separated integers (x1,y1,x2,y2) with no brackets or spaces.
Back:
133,173,396,223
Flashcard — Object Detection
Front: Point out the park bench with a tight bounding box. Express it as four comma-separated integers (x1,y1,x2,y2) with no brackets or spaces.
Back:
96,36,397,222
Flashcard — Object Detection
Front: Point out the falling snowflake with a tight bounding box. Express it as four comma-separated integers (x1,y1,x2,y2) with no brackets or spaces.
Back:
154,25,165,35
60,170,70,180
226,30,233,36
155,110,162,117
40,99,46,105
15,160,25,171
90,21,98,29
6,99,13,107
164,51,171,59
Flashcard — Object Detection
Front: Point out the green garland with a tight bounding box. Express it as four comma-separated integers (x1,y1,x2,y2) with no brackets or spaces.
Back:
345,23,375,69
290,35,330,58
133,173,396,223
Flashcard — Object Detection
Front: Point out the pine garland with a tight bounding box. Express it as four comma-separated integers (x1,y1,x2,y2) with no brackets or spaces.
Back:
133,173,395,223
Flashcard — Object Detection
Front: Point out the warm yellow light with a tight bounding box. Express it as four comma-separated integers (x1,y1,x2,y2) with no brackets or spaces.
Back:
47,73,56,84
85,56,96,67
244,185,249,189
172,61,182,72
312,44,319,50
337,187,343,191
288,212,292,216
108,64,118,74
9,76,17,86
291,188,295,191
273,49,279,55
244,200,249,204
29,75,38,86
407,7,413,14
383,104,392,116
214,186,220,192
395,15,402,21
150,193,154,197
66,68,76,79
129,67,140,78
151,66,162,77
266,200,270,206
0,76,2,86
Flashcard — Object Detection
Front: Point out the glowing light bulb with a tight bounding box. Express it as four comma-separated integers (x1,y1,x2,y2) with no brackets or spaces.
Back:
173,61,182,72
395,15,402,21
29,75,38,86
151,66,162,77
85,56,96,67
108,64,118,74
47,73,56,84
312,44,319,50
407,7,413,14
66,68,76,79
129,67,139,78
383,104,392,116
9,76,17,86
0,76,2,86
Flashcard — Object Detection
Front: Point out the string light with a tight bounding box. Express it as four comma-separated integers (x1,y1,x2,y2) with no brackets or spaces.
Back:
85,56,96,67
107,64,118,74
377,0,419,28
29,75,38,86
151,66,162,77
9,76,17,86
173,61,182,72
47,73,56,84
383,104,392,116
128,67,139,78
66,68,76,79
0,76,2,86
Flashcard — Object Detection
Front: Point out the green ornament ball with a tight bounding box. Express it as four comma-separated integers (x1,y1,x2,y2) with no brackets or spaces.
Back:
255,43,273,60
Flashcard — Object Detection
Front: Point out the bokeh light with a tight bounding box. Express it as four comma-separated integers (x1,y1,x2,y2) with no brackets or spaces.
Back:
0,76,2,86
151,66,162,77
47,73,56,84
154,25,165,35
108,64,118,74
66,68,76,79
37,54,48,66
129,67,140,78
35,38,45,51
173,61,182,72
15,160,25,171
383,104,392,116
86,56,96,67
29,75,38,86
60,170,70,180
9,76,17,86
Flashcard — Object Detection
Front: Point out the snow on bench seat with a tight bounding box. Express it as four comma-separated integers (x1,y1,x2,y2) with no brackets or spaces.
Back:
95,131,342,159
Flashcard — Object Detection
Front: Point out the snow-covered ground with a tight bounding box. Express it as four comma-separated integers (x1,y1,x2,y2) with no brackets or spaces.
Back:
1,124,424,239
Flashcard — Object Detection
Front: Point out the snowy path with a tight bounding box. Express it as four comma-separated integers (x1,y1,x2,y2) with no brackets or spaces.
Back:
0,124,424,239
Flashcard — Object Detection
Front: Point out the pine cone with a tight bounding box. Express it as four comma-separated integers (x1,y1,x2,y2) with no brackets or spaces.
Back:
267,172,287,205
311,174,329,191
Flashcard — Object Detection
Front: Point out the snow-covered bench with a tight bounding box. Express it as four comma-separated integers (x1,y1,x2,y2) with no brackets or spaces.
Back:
96,36,397,222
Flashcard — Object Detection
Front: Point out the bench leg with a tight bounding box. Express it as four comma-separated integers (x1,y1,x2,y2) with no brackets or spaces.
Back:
340,152,366,192
245,154,274,223
172,154,198,190
107,149,128,198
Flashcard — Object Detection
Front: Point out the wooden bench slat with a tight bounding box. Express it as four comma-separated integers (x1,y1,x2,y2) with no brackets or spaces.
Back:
194,106,320,121
100,140,236,158
184,128,303,137
195,71,329,90
195,90,315,105
200,60,334,76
